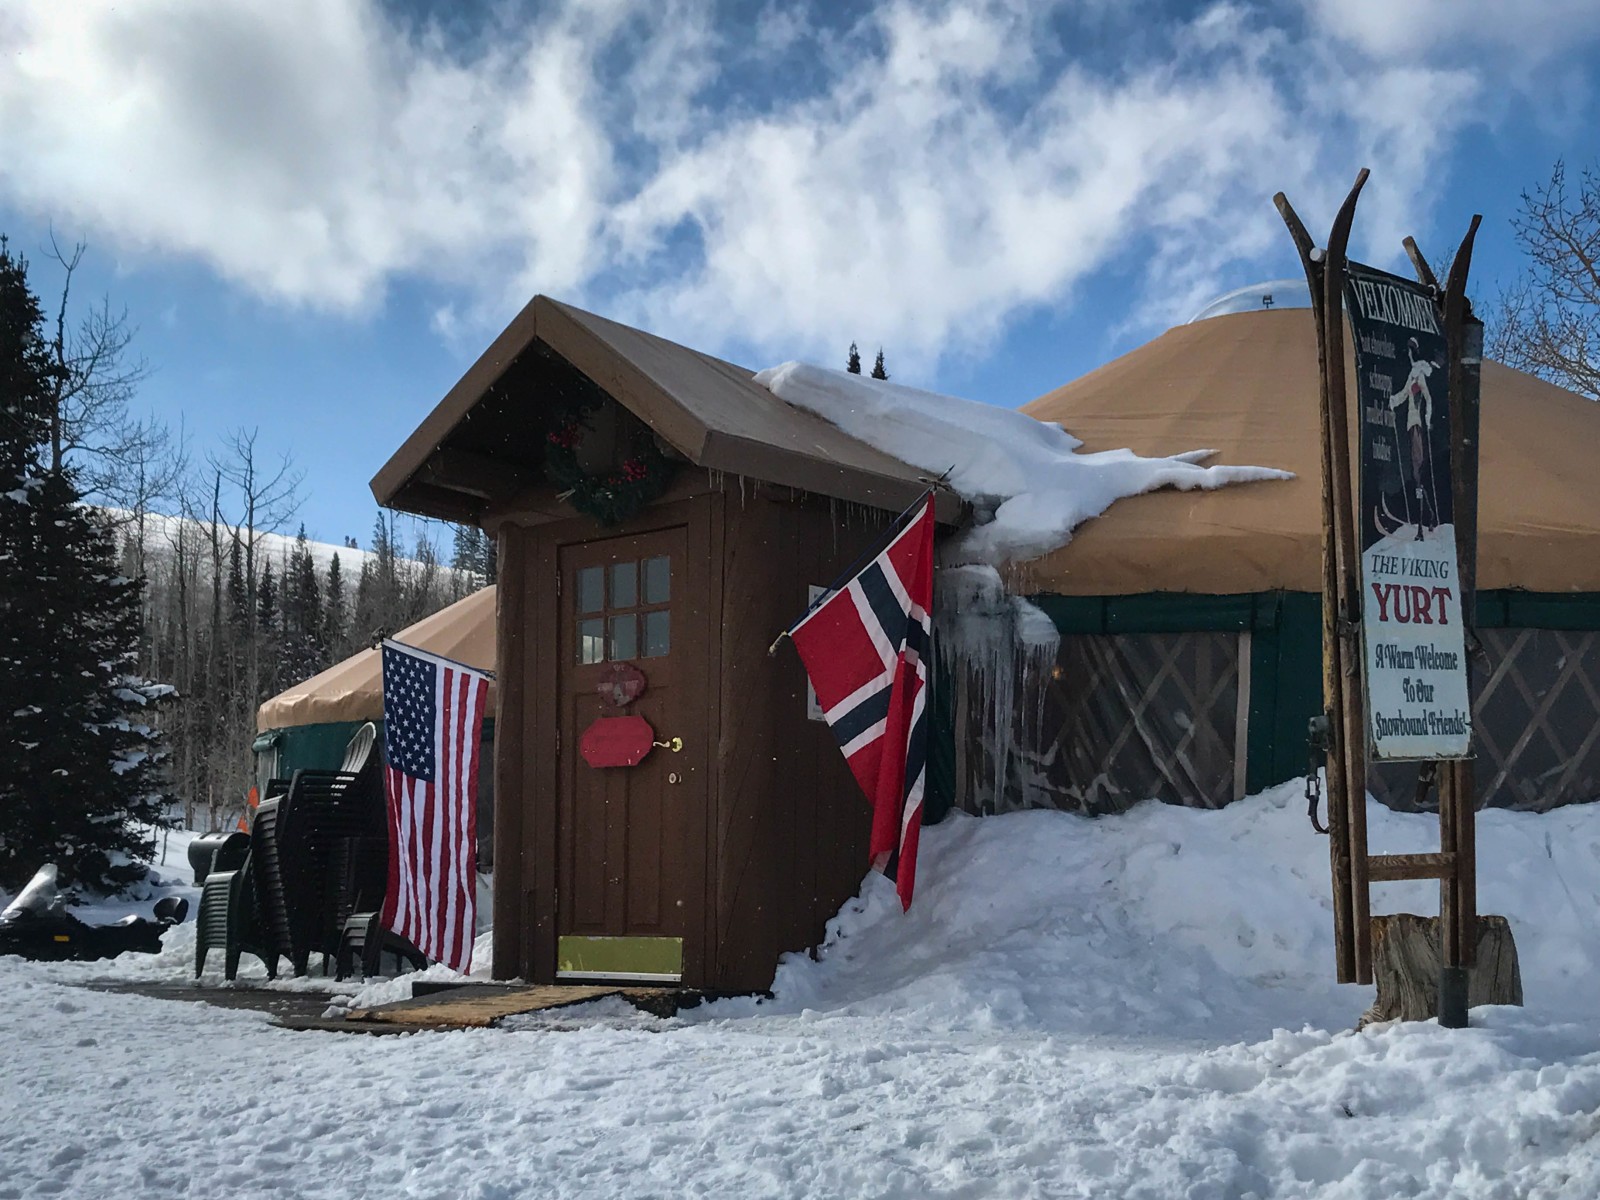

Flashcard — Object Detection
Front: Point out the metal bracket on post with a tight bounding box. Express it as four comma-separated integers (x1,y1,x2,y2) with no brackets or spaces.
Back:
1306,715,1330,834
1438,965,1469,1029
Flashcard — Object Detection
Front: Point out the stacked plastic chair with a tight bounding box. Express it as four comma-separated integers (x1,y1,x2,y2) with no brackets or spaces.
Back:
195,722,432,980
194,829,279,981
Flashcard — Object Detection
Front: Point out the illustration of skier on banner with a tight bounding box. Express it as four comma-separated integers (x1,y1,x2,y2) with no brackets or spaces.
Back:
1389,336,1445,536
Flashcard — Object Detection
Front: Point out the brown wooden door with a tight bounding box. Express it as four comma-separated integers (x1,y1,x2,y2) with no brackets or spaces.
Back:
556,526,699,980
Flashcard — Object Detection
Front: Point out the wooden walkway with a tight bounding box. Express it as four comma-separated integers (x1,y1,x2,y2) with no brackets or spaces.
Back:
340,983,681,1030
81,978,687,1034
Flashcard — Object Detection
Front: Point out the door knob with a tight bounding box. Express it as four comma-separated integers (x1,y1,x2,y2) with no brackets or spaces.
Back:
653,736,683,753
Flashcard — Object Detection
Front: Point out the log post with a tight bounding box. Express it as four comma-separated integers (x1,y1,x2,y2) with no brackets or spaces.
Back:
1275,186,1357,984
1318,173,1374,984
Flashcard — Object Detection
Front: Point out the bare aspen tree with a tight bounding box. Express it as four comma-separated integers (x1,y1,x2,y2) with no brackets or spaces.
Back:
40,237,179,505
1490,161,1600,400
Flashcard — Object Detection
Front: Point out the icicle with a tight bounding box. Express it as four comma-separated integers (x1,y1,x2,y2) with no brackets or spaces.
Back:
935,565,1059,814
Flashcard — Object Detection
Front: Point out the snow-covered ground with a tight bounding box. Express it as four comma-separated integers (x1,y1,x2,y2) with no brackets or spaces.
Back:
5,785,1600,1198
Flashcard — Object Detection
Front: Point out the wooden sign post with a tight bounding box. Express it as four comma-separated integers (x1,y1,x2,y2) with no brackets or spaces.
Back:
1276,171,1520,1026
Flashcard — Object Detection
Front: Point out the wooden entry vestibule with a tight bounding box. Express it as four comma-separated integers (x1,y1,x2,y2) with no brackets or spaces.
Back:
372,294,961,992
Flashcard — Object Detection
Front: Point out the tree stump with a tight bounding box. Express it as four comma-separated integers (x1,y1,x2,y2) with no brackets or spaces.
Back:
1358,914,1522,1028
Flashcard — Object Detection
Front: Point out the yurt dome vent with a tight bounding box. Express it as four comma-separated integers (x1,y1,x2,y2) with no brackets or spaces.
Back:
1188,279,1311,323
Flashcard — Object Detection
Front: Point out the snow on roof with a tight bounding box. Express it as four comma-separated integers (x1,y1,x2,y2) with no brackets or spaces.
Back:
754,363,1291,564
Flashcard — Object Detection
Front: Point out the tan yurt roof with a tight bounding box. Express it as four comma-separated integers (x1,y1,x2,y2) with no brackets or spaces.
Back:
257,586,497,731
1016,308,1600,596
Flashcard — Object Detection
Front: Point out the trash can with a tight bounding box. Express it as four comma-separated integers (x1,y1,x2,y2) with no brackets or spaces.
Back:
187,832,250,884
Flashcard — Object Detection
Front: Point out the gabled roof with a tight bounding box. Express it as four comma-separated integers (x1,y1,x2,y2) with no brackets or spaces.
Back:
1018,308,1600,595
372,296,960,523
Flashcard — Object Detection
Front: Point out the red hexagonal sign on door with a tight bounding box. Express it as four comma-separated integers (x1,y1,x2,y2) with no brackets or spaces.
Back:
579,714,657,768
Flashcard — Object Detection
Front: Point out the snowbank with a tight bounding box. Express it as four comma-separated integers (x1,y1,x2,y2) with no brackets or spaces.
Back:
702,782,1600,1037
754,362,1290,563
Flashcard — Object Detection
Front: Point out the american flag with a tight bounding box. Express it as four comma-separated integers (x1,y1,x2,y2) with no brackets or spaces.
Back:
788,493,934,910
380,639,490,973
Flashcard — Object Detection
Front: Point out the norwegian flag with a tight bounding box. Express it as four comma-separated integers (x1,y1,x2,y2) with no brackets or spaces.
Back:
380,639,490,973
789,493,935,910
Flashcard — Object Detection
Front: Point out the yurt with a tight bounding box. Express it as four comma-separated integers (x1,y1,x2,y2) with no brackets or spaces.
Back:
253,586,499,860
997,305,1600,816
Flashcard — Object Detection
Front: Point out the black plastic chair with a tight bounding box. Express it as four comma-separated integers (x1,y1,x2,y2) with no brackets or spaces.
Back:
334,911,429,981
340,722,377,775
186,831,250,885
194,853,278,980
251,796,311,973
267,763,388,975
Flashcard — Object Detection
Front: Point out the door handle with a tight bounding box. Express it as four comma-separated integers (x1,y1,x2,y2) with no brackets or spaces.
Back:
652,736,684,753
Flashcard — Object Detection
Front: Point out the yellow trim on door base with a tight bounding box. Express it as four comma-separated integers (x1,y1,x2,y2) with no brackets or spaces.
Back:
557,935,683,982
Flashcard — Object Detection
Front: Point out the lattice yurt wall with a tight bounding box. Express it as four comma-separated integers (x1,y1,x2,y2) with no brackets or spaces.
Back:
947,630,1247,816
1372,626,1600,813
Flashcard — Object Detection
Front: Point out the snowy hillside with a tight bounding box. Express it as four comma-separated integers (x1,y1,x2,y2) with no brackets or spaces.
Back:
101,508,387,581
6,784,1600,1196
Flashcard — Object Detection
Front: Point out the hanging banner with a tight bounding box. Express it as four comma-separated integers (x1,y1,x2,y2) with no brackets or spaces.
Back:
1344,261,1471,760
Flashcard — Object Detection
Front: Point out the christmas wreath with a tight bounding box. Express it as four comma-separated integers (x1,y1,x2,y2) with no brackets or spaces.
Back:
544,414,675,526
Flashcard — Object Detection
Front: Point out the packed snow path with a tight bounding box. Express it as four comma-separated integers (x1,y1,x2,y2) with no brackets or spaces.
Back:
5,786,1600,1198
6,978,1600,1199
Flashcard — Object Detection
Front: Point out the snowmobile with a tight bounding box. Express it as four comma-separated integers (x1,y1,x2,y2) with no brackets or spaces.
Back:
0,864,188,962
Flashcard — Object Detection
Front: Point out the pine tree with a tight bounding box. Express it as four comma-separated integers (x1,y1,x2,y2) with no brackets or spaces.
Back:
282,523,323,680
257,559,277,634
846,342,862,374
481,530,498,585
225,533,246,633
450,524,477,600
352,555,378,648
407,534,442,624
451,524,475,575
324,552,348,658
0,239,173,891
871,349,888,381
255,557,279,699
372,512,398,610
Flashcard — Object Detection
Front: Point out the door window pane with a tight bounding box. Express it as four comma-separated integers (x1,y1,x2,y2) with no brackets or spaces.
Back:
610,561,638,609
643,610,671,658
609,614,637,661
577,566,604,614
643,556,671,604
578,618,605,664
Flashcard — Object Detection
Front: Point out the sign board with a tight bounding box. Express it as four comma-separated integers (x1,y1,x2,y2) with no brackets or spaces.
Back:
578,715,657,768
1345,261,1471,759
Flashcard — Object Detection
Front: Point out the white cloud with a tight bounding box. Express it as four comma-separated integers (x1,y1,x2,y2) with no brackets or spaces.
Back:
0,0,624,311
1301,0,1600,63
607,4,1482,360
0,0,1594,374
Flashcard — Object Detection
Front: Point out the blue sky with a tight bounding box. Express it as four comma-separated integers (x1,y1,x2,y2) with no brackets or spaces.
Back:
2,0,1597,547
